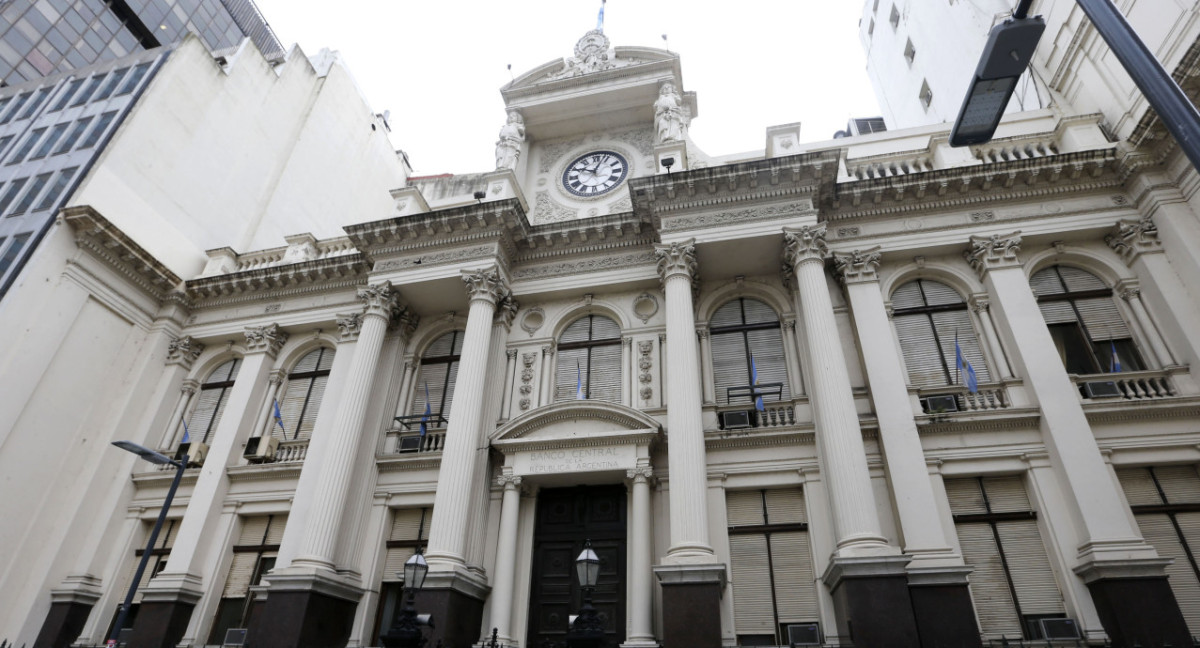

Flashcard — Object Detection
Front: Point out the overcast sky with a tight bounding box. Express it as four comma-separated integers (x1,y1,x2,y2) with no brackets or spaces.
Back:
251,1,882,175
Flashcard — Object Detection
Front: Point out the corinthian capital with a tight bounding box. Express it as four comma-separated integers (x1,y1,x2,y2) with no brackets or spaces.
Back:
358,281,401,320
336,312,363,341
832,246,882,284
166,335,205,368
783,224,830,267
244,323,288,357
1105,216,1161,265
462,266,509,305
654,239,698,283
963,232,1022,278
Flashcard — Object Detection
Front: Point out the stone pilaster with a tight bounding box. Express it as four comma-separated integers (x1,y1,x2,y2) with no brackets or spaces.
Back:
624,466,657,647
968,296,1014,379
487,474,523,644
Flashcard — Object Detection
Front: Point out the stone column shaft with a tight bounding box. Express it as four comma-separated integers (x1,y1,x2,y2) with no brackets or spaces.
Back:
538,344,554,407
698,330,715,404
502,350,517,419
160,380,197,449
621,338,632,407
969,297,1014,379
488,476,522,642
626,467,655,644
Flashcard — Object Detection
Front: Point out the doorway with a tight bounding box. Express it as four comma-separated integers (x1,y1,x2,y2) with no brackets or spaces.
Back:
527,485,627,648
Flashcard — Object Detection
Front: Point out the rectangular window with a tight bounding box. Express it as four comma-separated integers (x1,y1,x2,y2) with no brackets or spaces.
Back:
904,38,916,65
919,80,933,109
54,116,93,155
0,232,30,275
117,62,151,96
0,178,28,214
372,508,432,646
34,166,77,212
78,111,116,149
30,121,69,160
49,77,84,111
0,97,12,122
19,86,52,119
12,172,52,215
1,92,32,125
92,67,127,101
0,135,14,157
70,75,103,107
207,514,288,645
9,127,46,164
890,4,900,28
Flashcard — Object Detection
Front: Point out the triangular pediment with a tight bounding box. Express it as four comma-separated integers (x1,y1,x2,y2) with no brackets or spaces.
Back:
505,32,676,92
490,400,662,448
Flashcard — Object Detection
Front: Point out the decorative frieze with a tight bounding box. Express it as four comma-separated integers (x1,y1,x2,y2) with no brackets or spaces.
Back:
1105,216,1161,264
244,324,288,357
654,239,697,284
659,201,810,233
832,246,882,284
963,232,1022,278
373,245,495,272
166,336,205,368
782,224,830,267
462,266,509,305
513,250,656,281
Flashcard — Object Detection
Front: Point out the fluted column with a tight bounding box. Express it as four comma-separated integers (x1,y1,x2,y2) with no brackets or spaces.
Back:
488,474,523,643
783,225,892,557
292,282,401,570
425,266,508,570
626,466,656,645
654,240,715,563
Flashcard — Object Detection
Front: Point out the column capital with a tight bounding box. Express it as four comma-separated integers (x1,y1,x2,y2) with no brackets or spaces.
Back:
695,327,708,341
496,474,523,489
357,281,401,321
180,378,200,395
462,265,510,305
244,324,288,357
1116,279,1142,302
832,246,882,284
968,295,990,313
268,368,287,384
336,312,363,341
166,335,205,368
963,231,1022,279
782,224,830,267
1105,216,1161,265
654,238,698,284
507,348,519,360
627,466,655,483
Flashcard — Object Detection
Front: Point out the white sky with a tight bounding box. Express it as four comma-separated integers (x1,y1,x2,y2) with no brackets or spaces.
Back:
251,1,882,176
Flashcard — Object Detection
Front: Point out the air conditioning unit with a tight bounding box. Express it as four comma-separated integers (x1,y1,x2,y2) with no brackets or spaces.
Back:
175,441,208,466
1038,617,1080,640
785,623,821,646
1083,381,1122,398
397,435,422,453
922,394,959,414
243,435,279,461
222,628,248,646
720,410,753,430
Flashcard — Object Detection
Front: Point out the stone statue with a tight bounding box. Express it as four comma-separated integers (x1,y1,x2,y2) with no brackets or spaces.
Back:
495,110,525,170
654,82,686,144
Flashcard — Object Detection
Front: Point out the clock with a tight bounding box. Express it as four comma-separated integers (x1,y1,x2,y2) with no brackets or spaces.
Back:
562,150,629,197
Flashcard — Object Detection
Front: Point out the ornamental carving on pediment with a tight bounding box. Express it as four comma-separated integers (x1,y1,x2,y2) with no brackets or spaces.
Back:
654,239,697,283
462,266,509,305
548,30,619,80
964,232,1022,277
166,336,205,368
661,202,810,233
244,324,288,357
783,224,829,266
832,246,882,284
538,137,586,173
1105,216,1160,264
532,191,578,224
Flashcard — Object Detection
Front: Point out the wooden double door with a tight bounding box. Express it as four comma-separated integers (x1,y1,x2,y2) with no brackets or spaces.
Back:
527,485,627,648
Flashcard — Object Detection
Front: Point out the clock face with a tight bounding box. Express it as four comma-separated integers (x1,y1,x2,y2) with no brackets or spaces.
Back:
562,150,629,197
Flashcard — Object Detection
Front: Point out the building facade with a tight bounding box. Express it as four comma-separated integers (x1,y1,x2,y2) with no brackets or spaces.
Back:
4,12,1200,648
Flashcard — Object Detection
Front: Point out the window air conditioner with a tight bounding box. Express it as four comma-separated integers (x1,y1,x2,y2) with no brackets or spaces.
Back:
785,623,821,646
176,441,209,466
922,394,959,414
1082,381,1122,398
1038,617,1080,640
223,628,249,646
243,435,278,461
720,409,753,430
398,435,422,453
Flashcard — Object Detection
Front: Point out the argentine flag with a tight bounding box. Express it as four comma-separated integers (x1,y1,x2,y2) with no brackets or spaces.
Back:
955,332,979,394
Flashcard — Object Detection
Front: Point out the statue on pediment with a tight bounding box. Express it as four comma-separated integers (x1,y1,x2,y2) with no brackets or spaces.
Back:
495,110,525,170
551,30,617,79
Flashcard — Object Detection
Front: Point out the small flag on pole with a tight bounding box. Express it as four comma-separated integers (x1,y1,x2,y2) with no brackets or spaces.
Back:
1110,341,1122,373
596,0,606,32
955,332,979,394
750,354,765,412
272,398,286,435
420,383,432,437
180,413,190,445
576,361,586,400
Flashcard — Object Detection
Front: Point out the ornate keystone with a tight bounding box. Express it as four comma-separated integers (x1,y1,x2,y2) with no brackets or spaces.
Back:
783,224,830,267
336,313,363,341
1105,216,1161,264
166,336,204,368
832,246,882,284
358,281,401,321
964,232,1022,278
244,324,288,357
462,266,509,305
654,239,698,284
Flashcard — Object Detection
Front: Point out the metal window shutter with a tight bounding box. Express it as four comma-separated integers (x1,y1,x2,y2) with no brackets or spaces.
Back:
1138,513,1200,634
383,546,416,583
746,328,791,400
412,362,448,416
996,520,1064,614
590,315,621,340
712,331,750,404
1074,297,1130,341
561,317,592,344
1058,266,1108,292
391,509,427,541
238,517,270,545
920,280,964,307
442,361,460,417
222,553,259,598
293,349,324,373
425,332,457,357
265,515,288,545
729,534,774,633
893,313,947,387
554,347,589,402
741,299,778,325
944,479,988,515
981,476,1031,513
764,488,806,524
726,491,766,527
214,358,241,382
771,531,819,623
931,310,992,384
1029,268,1065,297
1038,301,1077,325
956,523,1022,637
711,300,745,328
587,344,622,403
277,377,310,440
293,374,328,441
891,281,925,310
1155,466,1200,504
1117,467,1163,506
188,387,224,443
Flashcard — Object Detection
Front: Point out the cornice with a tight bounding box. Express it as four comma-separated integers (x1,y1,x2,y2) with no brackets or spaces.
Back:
1084,399,1200,424
705,427,815,450
502,55,681,101
344,199,526,261
185,254,368,302
915,408,1041,435
226,463,304,482
377,454,443,472
61,206,183,301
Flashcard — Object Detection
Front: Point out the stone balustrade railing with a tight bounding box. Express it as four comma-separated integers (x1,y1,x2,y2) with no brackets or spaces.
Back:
232,236,358,272
916,384,1010,415
1074,369,1176,400
385,428,447,454
843,151,935,181
272,439,309,463
973,137,1059,164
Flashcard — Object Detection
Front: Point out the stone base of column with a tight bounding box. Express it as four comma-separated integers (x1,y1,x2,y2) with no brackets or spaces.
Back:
418,570,490,648
823,556,920,648
33,600,95,648
907,568,980,648
653,564,725,648
126,599,197,648
1076,560,1191,647
247,570,363,648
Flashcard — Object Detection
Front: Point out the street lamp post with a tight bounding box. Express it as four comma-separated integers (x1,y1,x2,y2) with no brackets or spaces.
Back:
381,549,433,648
566,540,604,648
106,441,187,648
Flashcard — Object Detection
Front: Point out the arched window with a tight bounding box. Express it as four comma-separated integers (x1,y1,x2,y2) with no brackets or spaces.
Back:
710,298,790,405
1030,265,1143,374
556,315,622,402
411,331,462,426
891,280,990,387
188,358,241,444
276,347,334,441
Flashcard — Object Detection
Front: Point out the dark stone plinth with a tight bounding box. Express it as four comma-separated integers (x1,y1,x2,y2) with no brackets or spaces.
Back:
33,600,94,648
126,599,194,648
1087,575,1191,647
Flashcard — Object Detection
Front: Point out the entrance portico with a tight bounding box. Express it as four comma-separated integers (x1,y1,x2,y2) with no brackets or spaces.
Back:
489,401,662,648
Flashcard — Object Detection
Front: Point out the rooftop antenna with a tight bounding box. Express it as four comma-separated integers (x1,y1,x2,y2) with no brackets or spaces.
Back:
507,63,513,82
662,33,670,52
597,0,606,32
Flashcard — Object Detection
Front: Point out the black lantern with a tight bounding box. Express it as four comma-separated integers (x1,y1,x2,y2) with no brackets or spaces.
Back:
565,540,605,648
381,548,434,648
575,542,600,589
404,550,428,591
